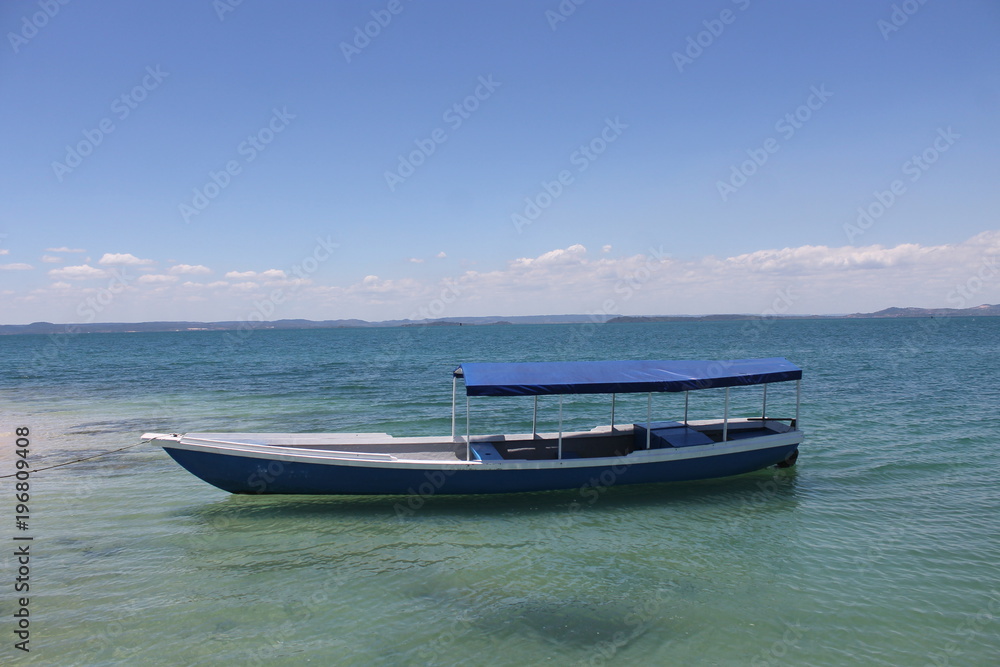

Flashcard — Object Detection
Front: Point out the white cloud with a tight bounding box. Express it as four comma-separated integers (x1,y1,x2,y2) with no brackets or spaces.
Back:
41,255,63,263
408,257,425,263
724,242,936,273
45,247,85,253
459,245,634,300
0,263,33,270
0,249,8,255
98,253,155,266
48,264,107,280
259,269,286,280
137,274,179,284
169,264,211,275
517,244,587,267
436,251,447,259
220,268,288,284
335,275,425,302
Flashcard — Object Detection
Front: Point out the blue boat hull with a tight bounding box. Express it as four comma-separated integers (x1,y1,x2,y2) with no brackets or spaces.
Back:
163,443,799,496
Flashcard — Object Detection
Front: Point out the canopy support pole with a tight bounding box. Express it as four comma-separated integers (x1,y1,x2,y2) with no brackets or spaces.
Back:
451,375,457,439
558,395,563,459
532,396,538,439
465,395,470,461
795,379,801,428
646,393,652,450
761,384,767,423
723,387,730,442
684,391,689,425
610,393,616,431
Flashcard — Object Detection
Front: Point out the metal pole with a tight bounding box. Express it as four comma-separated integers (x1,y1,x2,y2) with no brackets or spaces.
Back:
532,395,537,438
684,391,689,425
610,393,616,431
723,387,730,442
451,374,457,439
646,392,651,449
795,379,801,428
465,394,470,461
558,395,563,459
761,384,767,422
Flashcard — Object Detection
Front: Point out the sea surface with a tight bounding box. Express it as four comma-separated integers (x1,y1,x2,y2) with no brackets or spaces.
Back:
1,318,998,666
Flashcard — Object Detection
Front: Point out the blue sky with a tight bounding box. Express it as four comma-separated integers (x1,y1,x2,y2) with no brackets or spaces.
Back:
1,0,998,324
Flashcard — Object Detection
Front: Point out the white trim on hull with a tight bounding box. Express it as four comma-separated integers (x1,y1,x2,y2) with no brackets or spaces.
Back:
143,418,802,472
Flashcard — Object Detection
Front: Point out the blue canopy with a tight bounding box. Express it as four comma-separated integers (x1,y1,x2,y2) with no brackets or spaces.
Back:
457,358,801,397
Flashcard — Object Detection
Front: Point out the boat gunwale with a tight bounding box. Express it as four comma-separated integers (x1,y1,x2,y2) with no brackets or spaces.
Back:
151,421,802,470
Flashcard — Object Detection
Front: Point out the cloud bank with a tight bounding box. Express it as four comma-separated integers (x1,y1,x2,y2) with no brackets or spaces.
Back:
3,231,997,323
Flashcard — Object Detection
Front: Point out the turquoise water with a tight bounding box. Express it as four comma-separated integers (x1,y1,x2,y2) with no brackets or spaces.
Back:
1,319,999,665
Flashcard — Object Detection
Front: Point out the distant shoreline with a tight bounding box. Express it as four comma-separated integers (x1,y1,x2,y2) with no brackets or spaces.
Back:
1,305,997,335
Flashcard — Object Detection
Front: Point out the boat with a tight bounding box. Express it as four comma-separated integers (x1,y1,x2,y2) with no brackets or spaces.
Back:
142,357,803,496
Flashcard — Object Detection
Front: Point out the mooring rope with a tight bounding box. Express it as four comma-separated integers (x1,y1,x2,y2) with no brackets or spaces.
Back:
0,439,150,478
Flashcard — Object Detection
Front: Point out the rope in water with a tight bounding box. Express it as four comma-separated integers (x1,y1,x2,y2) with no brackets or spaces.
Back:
0,439,150,478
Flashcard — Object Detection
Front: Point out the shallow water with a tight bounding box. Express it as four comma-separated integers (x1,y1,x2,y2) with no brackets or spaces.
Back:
2,318,999,665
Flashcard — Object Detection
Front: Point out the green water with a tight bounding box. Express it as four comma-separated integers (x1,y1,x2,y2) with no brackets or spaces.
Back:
1,319,998,665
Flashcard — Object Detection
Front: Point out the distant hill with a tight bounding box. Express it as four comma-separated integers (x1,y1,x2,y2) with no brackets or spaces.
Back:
0,314,617,335
1,306,996,335
607,304,1000,324
844,304,1000,318
608,314,782,323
